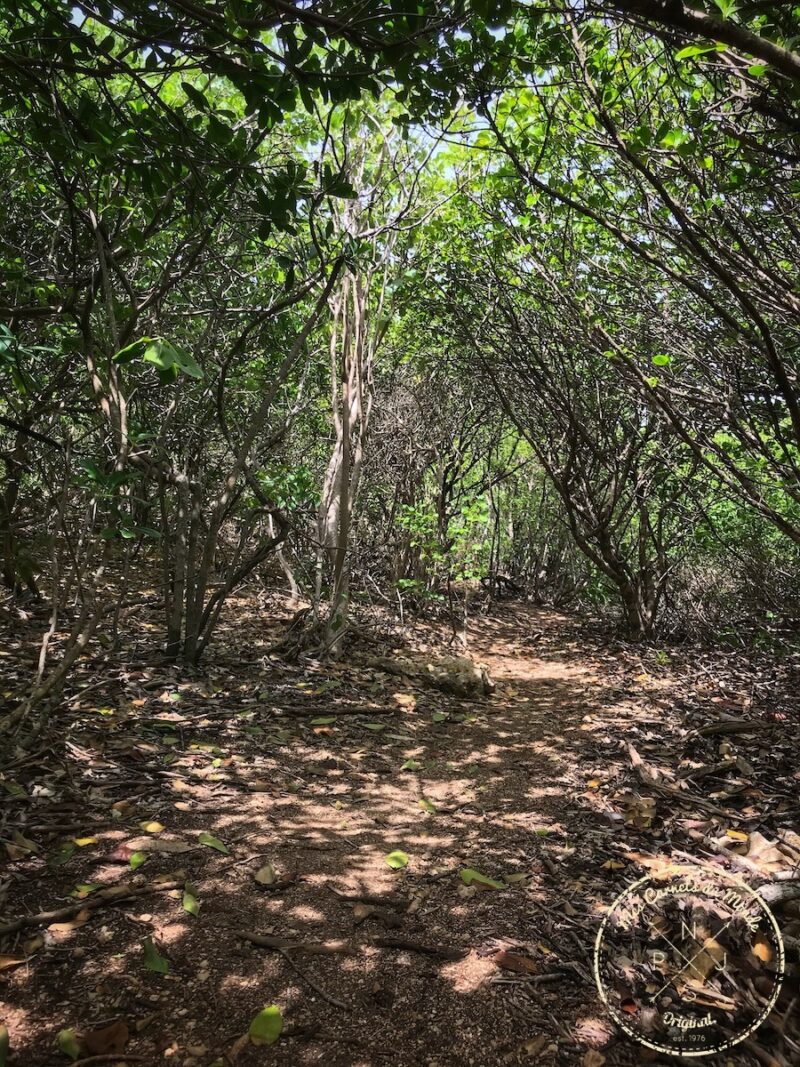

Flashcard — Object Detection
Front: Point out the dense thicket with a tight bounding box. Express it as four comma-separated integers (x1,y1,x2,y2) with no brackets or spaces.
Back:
2,1,799,725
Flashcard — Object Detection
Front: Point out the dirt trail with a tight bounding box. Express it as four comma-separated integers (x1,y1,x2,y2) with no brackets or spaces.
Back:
1,601,797,1065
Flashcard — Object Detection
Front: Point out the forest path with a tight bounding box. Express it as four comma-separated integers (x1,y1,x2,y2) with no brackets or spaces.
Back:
2,599,797,1066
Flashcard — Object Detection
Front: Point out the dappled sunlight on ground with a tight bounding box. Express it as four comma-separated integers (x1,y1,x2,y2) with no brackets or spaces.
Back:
2,600,798,1064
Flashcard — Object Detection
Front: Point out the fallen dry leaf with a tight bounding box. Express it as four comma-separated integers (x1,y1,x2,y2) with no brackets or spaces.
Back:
83,1020,129,1056
254,862,278,886
48,908,91,934
752,933,773,963
493,949,539,974
503,1034,548,1061
0,955,26,972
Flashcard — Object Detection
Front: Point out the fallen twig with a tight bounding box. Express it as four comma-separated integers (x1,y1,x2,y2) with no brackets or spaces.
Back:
277,706,396,717
72,1057,152,1066
371,936,467,960
238,929,350,1009
328,887,409,910
279,947,349,1010
353,903,403,928
491,971,564,986
0,875,185,936
237,930,355,955
678,758,738,782
694,719,764,738
626,743,735,818
758,879,800,906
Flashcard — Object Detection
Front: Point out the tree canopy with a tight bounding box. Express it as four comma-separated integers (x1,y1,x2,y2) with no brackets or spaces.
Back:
2,4,800,1064
2,0,799,667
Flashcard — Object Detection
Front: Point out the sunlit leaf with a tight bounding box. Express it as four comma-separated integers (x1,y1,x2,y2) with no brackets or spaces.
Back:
248,1004,283,1046
182,884,200,916
460,868,504,889
71,883,102,899
254,862,278,886
198,831,229,853
0,955,26,972
48,908,91,933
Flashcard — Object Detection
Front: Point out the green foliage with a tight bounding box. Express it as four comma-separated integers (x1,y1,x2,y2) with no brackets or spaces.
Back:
2,0,799,653
256,465,316,510
113,337,203,384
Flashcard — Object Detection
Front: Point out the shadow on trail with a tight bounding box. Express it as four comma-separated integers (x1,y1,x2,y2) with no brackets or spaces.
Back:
1,601,785,1066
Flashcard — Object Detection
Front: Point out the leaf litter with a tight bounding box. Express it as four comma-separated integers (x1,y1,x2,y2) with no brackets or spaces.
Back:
0,596,798,1064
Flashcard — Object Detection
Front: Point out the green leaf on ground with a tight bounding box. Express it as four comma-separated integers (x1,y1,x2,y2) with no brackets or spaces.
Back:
310,716,337,726
71,883,101,899
400,758,421,771
142,937,169,973
49,842,76,867
198,831,229,853
460,868,504,889
385,849,409,870
130,851,148,870
248,1004,283,1046
57,1029,81,1060
182,884,200,916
